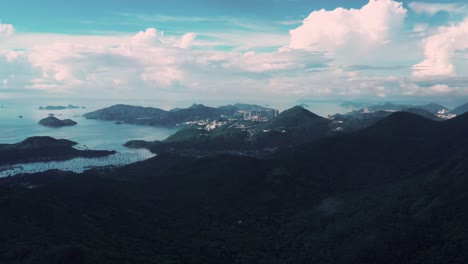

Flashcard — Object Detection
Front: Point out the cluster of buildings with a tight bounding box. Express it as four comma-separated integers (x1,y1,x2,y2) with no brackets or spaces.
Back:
437,109,457,120
240,109,279,122
178,108,279,131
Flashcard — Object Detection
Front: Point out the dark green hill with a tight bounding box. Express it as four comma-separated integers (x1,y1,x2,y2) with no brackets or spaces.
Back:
0,137,115,166
251,106,331,147
38,116,77,127
233,103,271,111
260,106,325,129
402,107,442,121
417,103,448,115
451,102,468,115
84,104,235,127
83,104,169,125
125,106,332,153
172,103,235,122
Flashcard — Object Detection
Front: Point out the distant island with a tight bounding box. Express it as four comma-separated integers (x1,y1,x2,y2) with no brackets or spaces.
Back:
125,106,334,155
337,101,462,119
38,116,77,127
38,104,82,110
0,136,115,166
84,103,279,127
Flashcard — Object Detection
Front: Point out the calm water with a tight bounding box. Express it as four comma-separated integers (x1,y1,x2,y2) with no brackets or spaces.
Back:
0,100,350,177
0,103,177,176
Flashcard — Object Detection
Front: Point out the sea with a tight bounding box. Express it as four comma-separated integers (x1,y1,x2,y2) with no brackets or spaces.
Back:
0,99,352,177
0,101,177,177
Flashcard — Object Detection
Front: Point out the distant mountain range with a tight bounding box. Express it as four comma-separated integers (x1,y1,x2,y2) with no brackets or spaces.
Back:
339,101,468,117
123,102,468,155
84,103,274,127
451,102,468,115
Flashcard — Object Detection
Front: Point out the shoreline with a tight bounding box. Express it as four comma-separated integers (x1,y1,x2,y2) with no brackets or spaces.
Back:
0,150,155,178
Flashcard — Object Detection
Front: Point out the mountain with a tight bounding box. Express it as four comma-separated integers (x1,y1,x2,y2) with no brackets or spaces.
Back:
417,103,449,115
367,102,410,112
124,106,332,154
251,106,331,147
0,137,115,166
84,104,235,127
331,106,443,133
172,103,236,121
38,116,77,127
402,107,442,121
3,113,468,263
232,103,272,111
83,104,169,125
451,102,468,115
259,105,326,130
217,104,239,112
343,102,449,116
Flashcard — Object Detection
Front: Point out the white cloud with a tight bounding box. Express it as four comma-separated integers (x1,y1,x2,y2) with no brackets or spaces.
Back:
176,32,197,49
289,0,407,53
132,28,163,45
413,19,468,77
225,49,330,73
409,2,467,15
141,67,183,86
2,7,468,102
0,21,14,39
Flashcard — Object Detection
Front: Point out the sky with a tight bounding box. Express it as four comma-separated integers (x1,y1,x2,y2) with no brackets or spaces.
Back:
1,0,468,107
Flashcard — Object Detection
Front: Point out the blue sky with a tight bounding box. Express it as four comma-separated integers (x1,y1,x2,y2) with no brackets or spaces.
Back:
1,0,460,34
1,0,468,107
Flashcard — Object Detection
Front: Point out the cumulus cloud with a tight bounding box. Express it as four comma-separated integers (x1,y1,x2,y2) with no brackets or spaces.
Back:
289,0,407,52
176,32,197,49
132,28,163,45
413,19,468,77
0,21,14,39
2,3,468,102
19,28,199,92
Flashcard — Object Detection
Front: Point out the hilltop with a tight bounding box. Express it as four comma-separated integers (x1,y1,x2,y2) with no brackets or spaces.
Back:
38,116,78,127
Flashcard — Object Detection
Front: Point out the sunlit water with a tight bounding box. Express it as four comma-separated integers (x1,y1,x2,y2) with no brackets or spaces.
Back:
0,102,177,177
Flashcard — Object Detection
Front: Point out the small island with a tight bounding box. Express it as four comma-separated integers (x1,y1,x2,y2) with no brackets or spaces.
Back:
38,104,81,110
38,116,78,127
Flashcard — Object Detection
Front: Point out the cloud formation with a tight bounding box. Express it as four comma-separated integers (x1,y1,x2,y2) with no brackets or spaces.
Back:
409,2,467,15
413,19,468,77
2,1,468,103
289,0,407,52
0,21,14,39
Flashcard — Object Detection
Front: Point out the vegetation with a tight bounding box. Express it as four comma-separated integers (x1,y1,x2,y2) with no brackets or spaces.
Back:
0,137,115,166
84,103,244,127
38,116,78,127
2,112,468,263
